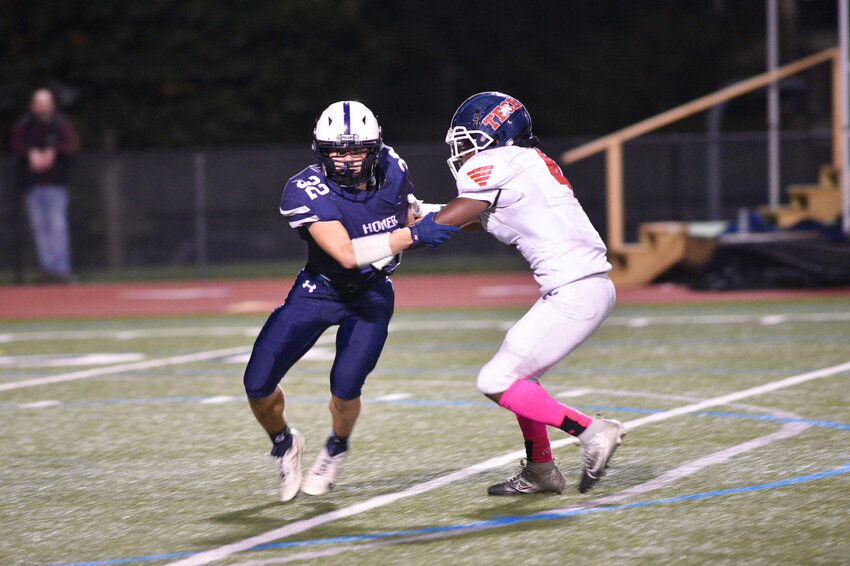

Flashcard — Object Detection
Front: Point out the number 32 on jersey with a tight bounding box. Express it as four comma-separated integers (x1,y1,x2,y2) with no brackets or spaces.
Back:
297,175,330,200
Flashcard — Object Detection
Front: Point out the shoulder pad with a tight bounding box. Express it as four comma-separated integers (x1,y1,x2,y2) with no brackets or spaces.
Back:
376,145,414,197
378,145,410,176
455,151,511,194
279,166,340,228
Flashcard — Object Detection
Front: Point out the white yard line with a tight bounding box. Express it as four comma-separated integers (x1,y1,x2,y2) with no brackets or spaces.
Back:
608,311,850,327
165,360,850,566
0,334,339,392
20,400,62,408
0,326,261,343
1,311,847,344
0,346,252,391
234,420,810,565
0,319,502,344
616,361,850,431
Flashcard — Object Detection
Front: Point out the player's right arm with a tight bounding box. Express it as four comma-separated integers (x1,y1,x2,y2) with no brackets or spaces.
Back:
434,151,509,229
434,198,489,228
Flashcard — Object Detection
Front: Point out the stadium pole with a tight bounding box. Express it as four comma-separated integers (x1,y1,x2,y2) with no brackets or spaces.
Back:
767,0,780,209
840,0,850,235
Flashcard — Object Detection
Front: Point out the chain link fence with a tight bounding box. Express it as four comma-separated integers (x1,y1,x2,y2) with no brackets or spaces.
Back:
0,130,833,278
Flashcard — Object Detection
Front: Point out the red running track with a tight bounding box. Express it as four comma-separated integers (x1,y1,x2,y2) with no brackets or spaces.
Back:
1,272,849,320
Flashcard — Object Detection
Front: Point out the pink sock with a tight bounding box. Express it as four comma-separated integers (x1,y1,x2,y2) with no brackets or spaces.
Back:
498,378,593,435
516,414,552,462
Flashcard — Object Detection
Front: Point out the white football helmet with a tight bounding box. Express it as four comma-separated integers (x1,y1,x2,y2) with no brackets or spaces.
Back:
313,101,383,188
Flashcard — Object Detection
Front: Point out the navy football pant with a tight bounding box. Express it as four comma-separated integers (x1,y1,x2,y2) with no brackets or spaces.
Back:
243,270,394,400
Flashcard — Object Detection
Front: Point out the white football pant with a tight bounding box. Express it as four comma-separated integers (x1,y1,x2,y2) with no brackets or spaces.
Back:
476,273,616,395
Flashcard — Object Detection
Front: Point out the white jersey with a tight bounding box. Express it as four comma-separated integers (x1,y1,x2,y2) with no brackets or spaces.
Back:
455,145,611,295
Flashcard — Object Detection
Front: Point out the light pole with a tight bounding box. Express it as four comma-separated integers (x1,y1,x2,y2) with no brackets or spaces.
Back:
840,0,850,235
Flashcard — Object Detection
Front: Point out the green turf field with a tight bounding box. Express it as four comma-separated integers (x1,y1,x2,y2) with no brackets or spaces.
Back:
1,298,848,565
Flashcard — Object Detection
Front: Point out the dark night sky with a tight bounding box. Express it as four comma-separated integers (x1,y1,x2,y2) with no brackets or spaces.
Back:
0,1,840,149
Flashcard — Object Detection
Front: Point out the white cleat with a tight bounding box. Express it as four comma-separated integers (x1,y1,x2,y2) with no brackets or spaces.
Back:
301,446,348,496
275,429,306,502
578,416,626,493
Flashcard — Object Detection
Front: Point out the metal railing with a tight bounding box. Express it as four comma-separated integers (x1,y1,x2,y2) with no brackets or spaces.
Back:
560,47,841,250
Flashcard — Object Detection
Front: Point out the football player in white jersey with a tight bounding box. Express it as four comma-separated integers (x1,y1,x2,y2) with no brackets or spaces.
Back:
433,92,626,494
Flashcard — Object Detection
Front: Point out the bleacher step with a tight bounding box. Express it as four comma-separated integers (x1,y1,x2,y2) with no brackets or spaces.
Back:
608,222,687,287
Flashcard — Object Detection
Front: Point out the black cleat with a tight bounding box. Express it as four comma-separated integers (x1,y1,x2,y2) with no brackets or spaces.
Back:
488,460,567,495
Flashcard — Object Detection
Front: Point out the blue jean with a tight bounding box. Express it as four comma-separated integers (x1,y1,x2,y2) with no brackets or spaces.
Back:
24,185,71,276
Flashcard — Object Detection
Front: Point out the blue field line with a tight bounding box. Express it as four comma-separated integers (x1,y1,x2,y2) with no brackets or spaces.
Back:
6,365,818,380
588,334,850,347
372,398,492,406
0,395,494,411
6,396,850,431
251,462,850,550
696,410,850,431
402,335,850,348
45,462,850,566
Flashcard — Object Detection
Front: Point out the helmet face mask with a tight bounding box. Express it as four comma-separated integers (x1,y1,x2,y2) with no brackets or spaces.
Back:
445,92,533,179
445,126,495,179
313,101,383,189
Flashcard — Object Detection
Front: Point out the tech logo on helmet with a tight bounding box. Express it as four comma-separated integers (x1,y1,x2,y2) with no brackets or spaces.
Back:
467,165,494,187
481,97,523,130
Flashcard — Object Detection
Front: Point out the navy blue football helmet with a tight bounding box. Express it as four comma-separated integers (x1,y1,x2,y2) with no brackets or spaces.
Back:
445,92,534,178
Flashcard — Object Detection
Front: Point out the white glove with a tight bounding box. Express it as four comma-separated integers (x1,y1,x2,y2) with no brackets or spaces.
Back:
408,193,444,219
370,194,444,269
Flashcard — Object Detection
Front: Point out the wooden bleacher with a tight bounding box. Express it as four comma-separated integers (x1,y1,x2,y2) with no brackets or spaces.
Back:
607,222,688,288
759,165,842,228
606,163,845,288
560,47,844,288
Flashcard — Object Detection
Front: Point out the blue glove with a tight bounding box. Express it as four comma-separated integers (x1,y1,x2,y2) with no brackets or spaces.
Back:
409,212,460,248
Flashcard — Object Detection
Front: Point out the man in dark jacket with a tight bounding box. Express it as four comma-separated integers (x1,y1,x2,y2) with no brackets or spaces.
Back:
10,88,81,283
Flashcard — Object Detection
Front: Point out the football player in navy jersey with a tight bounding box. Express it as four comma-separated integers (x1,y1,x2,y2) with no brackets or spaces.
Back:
244,101,458,501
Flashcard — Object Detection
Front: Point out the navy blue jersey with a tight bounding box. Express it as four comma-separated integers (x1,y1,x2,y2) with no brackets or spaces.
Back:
279,145,413,290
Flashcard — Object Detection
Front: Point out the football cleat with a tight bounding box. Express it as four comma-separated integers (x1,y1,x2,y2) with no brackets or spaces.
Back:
487,459,566,496
578,416,627,493
274,429,306,502
300,446,348,496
